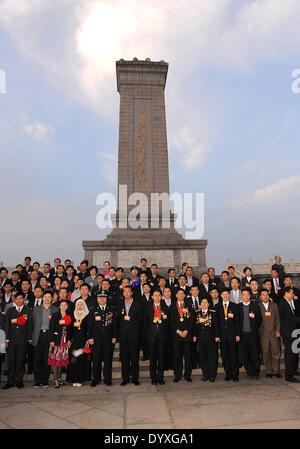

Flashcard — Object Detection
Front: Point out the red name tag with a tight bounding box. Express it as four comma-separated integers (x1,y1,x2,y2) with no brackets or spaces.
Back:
294,296,298,301
163,315,167,320
74,322,79,327
59,320,65,325
11,319,17,324
124,316,130,321
228,313,234,318
95,316,101,321
48,316,51,320
265,312,271,316
249,313,255,318
199,318,205,323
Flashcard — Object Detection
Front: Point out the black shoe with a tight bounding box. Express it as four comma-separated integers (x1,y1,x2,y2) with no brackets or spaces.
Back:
266,374,272,378
201,376,208,381
173,377,181,383
120,380,128,386
2,383,14,390
90,381,98,387
151,380,157,385
33,383,40,388
294,371,300,376
17,383,24,389
233,378,239,382
209,377,215,382
159,380,165,385
224,374,231,381
274,373,282,378
286,376,300,383
185,377,192,382
133,380,140,386
43,383,49,388
105,381,113,386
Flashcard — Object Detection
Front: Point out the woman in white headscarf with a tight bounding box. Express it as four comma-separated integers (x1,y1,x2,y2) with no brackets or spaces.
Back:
67,299,91,387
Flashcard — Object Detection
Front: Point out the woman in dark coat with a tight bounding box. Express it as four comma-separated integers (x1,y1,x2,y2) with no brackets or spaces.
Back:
67,299,91,386
48,300,73,388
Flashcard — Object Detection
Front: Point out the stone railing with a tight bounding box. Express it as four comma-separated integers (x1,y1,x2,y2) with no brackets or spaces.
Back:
226,258,300,277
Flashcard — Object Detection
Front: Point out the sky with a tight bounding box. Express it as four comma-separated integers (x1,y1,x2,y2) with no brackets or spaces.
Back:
0,0,300,272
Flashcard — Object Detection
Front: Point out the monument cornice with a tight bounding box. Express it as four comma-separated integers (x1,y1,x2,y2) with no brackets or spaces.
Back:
116,58,168,91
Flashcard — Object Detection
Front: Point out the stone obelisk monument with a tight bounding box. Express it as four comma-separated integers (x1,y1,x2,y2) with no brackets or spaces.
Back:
82,58,207,274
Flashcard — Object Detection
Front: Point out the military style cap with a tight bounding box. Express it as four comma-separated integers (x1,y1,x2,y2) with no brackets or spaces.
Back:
97,293,108,298
130,266,139,271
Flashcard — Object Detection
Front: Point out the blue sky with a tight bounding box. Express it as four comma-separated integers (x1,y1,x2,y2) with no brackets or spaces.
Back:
1,0,300,272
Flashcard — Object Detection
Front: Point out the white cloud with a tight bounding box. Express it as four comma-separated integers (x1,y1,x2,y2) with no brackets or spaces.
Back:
1,0,300,171
228,174,300,209
24,121,54,143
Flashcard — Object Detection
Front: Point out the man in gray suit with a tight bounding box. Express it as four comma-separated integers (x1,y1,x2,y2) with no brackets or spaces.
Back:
32,290,57,387
230,277,242,304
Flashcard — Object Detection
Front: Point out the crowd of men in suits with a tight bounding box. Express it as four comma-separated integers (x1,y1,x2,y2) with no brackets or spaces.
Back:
0,254,300,389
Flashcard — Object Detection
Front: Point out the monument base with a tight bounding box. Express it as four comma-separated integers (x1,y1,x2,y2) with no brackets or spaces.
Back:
82,237,207,277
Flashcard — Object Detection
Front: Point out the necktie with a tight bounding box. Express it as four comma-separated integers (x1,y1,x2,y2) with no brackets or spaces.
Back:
18,307,21,315
223,303,228,319
195,298,199,310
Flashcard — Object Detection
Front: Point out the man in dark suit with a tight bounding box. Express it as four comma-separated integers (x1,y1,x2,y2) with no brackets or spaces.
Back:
32,291,57,387
88,293,117,386
2,292,33,389
238,288,262,379
20,257,33,281
208,267,221,289
148,264,162,289
278,276,300,311
166,268,179,293
0,267,10,289
272,255,286,281
185,267,199,288
186,285,203,369
193,298,219,382
50,257,61,277
138,258,152,278
279,287,300,382
139,283,153,360
215,288,240,381
174,275,190,296
117,286,142,385
133,272,149,301
0,281,13,312
262,279,278,304
271,268,284,299
219,271,231,290
75,283,97,311
198,273,211,301
170,288,195,382
144,290,169,384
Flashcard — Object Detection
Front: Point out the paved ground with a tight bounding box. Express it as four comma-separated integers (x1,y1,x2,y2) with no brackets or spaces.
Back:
1,372,300,429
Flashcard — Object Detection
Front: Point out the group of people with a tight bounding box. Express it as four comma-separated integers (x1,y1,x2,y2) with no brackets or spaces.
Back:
0,254,300,390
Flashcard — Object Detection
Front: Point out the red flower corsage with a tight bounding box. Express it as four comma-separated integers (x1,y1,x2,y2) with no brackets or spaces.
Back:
64,315,72,325
83,345,92,354
17,316,26,326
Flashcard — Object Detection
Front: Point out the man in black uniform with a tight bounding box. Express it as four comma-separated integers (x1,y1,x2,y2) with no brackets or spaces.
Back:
144,289,169,384
193,298,219,382
117,286,142,386
215,288,240,381
170,288,195,382
279,287,300,382
3,292,33,389
87,293,117,386
238,288,262,379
